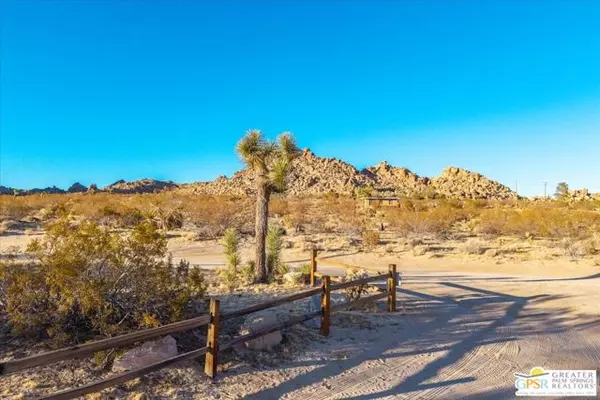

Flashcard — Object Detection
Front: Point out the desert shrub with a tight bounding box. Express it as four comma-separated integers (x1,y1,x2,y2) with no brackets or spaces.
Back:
186,196,253,238
144,205,184,230
388,207,465,238
355,186,374,199
219,228,240,292
362,230,380,250
0,216,206,343
0,220,18,234
269,198,289,217
0,194,69,220
342,269,369,301
476,207,600,238
119,207,145,228
266,225,287,280
560,238,597,259
282,198,310,233
461,238,487,255
412,245,428,256
298,263,311,284
240,261,255,284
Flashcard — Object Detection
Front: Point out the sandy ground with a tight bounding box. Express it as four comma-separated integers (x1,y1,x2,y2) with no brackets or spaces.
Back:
1,232,600,399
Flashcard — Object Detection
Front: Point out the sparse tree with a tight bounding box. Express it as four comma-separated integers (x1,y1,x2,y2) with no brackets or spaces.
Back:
555,182,569,200
236,130,300,282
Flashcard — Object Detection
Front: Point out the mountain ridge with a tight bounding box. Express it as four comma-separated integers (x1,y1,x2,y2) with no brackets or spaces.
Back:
2,149,517,199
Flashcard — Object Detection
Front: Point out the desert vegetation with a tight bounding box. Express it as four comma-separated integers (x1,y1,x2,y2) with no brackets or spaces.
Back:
1,177,599,398
2,192,599,260
236,130,300,282
0,215,206,344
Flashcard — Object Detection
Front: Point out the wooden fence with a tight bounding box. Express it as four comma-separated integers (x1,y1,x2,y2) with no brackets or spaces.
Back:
310,249,397,286
0,264,398,400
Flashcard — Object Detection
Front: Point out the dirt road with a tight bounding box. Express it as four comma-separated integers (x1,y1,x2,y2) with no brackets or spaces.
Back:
246,269,600,399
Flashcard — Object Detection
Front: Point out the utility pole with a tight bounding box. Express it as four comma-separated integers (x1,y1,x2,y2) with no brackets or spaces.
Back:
543,182,547,199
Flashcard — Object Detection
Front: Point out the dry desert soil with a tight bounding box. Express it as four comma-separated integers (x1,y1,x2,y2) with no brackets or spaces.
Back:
2,231,599,399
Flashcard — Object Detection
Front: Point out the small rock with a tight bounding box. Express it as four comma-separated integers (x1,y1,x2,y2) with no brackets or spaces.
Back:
113,335,177,371
304,295,321,329
242,313,282,350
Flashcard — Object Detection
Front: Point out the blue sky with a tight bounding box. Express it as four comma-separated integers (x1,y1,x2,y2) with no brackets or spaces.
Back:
1,1,599,197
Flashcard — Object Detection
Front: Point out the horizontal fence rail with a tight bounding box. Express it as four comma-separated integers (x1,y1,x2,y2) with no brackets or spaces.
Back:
221,310,323,352
1,259,399,400
330,274,385,291
221,287,322,321
331,291,389,312
40,346,209,400
0,315,211,375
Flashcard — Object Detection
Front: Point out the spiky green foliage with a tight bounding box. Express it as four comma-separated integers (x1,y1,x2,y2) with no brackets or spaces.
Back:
236,130,300,283
0,216,206,343
266,225,288,279
236,130,300,191
220,228,240,292
240,261,256,284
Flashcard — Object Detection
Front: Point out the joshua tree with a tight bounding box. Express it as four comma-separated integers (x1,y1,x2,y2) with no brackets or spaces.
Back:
555,182,569,200
236,129,299,282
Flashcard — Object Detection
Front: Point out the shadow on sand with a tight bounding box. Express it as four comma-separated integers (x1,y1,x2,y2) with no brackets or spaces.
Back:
237,277,599,399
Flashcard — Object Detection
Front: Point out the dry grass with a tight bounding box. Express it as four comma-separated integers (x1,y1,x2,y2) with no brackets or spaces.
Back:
362,230,381,250
2,194,599,248
475,206,600,239
460,238,487,255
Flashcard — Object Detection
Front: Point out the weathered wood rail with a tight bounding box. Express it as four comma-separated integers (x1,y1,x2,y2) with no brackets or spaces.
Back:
0,263,399,400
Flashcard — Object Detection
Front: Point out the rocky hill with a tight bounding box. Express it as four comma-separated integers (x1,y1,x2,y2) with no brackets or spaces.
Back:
361,161,429,195
2,149,518,199
102,179,178,194
430,167,515,199
183,149,517,200
1,179,178,196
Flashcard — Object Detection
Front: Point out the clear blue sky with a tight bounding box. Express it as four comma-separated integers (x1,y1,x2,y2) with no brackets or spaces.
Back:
1,0,599,197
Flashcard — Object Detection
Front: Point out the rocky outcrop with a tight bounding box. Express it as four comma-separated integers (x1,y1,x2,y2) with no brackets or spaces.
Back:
565,188,600,202
430,167,516,200
362,162,430,195
103,179,179,194
186,149,372,196
285,149,371,195
67,182,88,193
184,151,516,200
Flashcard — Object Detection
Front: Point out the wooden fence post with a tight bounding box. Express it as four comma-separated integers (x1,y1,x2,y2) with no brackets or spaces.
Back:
204,299,220,379
310,249,318,287
387,264,397,312
321,275,331,336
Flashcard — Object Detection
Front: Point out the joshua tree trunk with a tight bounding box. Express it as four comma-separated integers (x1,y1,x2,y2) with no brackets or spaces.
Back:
254,178,270,282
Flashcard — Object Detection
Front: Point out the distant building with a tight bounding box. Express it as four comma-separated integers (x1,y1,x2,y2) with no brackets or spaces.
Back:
363,196,400,207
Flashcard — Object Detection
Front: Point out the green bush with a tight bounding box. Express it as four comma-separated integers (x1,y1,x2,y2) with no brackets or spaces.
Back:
0,216,206,343
240,261,255,284
299,263,312,284
219,228,240,292
267,225,287,280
